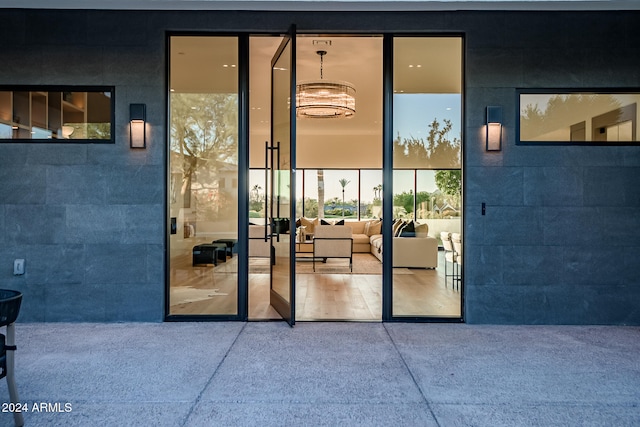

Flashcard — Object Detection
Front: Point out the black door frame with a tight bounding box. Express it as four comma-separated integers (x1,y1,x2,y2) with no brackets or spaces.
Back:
164,30,465,323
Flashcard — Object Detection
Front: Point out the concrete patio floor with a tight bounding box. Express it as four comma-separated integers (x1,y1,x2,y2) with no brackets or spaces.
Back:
0,322,639,426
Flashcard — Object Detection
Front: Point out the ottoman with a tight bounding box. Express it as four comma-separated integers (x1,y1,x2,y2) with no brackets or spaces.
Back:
192,243,227,266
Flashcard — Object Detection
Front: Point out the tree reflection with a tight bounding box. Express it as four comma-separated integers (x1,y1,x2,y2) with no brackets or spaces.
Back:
170,92,238,218
521,94,622,141
393,118,461,169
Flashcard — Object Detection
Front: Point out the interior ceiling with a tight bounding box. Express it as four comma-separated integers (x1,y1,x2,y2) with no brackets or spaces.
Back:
171,35,462,139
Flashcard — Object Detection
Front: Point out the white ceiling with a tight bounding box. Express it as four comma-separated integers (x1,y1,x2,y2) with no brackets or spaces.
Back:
1,0,637,11
170,35,462,167
171,35,461,135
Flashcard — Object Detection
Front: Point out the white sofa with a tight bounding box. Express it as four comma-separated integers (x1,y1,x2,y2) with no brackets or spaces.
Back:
370,234,438,269
297,218,438,269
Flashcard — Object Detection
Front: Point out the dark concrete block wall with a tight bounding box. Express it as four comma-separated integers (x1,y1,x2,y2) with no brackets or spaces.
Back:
463,11,640,324
0,9,638,323
0,10,166,321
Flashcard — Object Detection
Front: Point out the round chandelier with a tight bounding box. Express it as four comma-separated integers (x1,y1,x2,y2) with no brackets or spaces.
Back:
296,50,356,119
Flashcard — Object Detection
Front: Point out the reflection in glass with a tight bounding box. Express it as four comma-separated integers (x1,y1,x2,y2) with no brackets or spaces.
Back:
392,37,462,318
519,93,639,142
0,89,113,141
270,40,292,306
168,36,239,316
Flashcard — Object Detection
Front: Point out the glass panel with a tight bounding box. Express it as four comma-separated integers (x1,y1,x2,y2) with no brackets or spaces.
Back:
360,169,383,220
303,169,319,218
416,168,461,246
321,170,358,220
249,169,267,225
519,92,640,143
0,88,113,141
168,36,239,316
392,37,462,318
393,170,414,220
270,39,292,306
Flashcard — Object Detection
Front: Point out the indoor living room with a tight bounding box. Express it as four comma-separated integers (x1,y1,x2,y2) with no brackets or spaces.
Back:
167,34,462,320
246,35,463,321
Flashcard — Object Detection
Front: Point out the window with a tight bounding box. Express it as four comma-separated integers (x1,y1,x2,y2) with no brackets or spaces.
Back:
168,36,239,316
0,87,114,142
518,91,640,144
392,36,463,318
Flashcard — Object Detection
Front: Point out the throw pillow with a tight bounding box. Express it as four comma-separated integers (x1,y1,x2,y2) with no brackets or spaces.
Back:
335,219,345,225
321,219,332,225
367,220,382,236
414,222,429,238
363,221,371,235
398,220,416,237
300,217,316,233
392,219,405,236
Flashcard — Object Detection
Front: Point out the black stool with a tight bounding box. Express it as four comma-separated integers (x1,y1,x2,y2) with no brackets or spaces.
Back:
0,289,23,427
212,239,238,258
192,243,227,266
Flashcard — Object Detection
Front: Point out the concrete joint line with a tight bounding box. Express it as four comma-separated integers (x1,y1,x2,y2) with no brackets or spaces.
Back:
383,324,442,427
181,322,248,426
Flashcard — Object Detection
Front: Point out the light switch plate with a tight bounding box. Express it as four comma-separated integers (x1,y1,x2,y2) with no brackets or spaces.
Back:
14,259,25,275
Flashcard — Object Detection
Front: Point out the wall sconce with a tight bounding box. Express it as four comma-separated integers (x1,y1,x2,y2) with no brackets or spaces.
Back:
129,103,146,148
486,106,502,151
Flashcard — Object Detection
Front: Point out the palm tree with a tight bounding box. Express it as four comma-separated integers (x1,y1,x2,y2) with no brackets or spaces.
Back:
373,184,382,200
317,170,325,218
339,178,350,218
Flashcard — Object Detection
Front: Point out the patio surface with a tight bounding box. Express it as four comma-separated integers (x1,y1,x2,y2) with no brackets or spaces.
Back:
0,322,639,426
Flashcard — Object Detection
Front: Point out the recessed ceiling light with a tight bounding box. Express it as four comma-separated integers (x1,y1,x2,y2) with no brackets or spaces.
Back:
223,64,229,67
408,65,414,68
416,65,422,68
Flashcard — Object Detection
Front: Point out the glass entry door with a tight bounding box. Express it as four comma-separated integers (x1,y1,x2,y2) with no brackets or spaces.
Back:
268,29,296,325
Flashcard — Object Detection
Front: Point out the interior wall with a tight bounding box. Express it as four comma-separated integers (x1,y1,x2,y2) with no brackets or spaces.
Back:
250,134,383,169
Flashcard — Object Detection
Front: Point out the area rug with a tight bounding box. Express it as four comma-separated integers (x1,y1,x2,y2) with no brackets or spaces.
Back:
296,253,382,274
249,253,417,275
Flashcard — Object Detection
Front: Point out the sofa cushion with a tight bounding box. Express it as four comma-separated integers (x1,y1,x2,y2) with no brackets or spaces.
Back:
347,221,366,234
352,234,370,246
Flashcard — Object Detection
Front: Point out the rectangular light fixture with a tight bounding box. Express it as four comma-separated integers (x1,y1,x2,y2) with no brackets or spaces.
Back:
486,106,502,151
130,103,146,148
